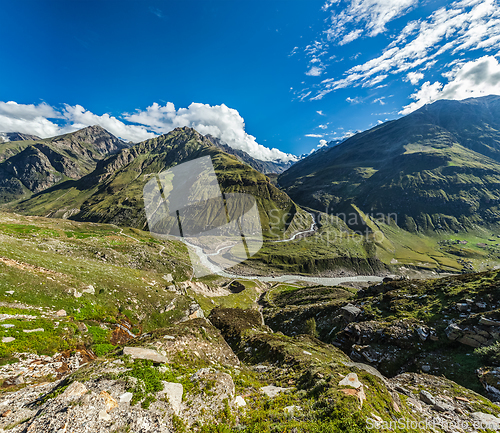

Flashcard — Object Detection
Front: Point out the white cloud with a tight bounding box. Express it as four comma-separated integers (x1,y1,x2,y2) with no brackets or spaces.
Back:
63,105,155,143
339,29,363,45
312,0,500,99
0,101,296,162
305,134,324,138
0,101,59,120
316,110,325,115
318,124,328,129
0,101,64,138
0,101,154,142
125,102,297,162
341,130,357,139
309,138,330,154
401,55,500,114
305,66,324,76
324,0,418,44
405,71,424,85
373,97,386,105
346,96,361,104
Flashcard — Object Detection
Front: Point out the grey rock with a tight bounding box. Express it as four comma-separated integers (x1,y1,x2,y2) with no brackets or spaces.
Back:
395,386,412,397
83,285,95,295
471,412,500,429
341,304,362,321
416,327,428,341
60,381,88,400
260,385,292,398
123,347,167,364
161,382,183,415
23,328,44,333
234,396,246,407
190,368,214,381
420,390,436,405
253,365,270,373
343,362,386,382
119,392,133,403
284,405,301,416
432,402,454,412
457,335,482,347
406,397,423,412
445,323,462,340
479,316,500,326
13,376,24,385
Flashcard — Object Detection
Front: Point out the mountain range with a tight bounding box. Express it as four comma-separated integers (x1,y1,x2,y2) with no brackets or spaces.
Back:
2,95,500,275
279,95,500,233
0,126,128,203
7,127,308,238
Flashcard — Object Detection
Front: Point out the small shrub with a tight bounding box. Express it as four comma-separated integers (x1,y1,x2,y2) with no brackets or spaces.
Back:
305,318,318,337
93,343,116,357
475,341,500,366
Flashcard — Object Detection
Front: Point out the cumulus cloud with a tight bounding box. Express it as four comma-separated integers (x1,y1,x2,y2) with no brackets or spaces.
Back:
63,105,155,142
405,71,424,85
0,101,154,142
0,101,66,137
0,101,294,162
324,0,418,44
304,134,324,138
309,138,330,154
401,55,500,114
312,0,500,99
125,102,297,162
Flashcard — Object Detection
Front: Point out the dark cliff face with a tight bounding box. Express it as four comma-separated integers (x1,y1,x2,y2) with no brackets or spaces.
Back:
279,95,500,232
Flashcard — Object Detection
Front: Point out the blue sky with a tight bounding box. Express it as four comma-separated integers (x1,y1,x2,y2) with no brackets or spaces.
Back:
1,0,500,161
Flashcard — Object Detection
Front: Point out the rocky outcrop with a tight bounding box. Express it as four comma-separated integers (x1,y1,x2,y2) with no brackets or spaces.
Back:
124,319,240,367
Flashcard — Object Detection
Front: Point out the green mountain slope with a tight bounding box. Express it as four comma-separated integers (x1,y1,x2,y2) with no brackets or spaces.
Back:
279,95,500,232
0,126,128,203
10,127,308,238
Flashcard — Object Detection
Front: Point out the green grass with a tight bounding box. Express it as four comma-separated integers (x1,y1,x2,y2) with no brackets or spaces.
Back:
0,316,77,360
0,211,199,362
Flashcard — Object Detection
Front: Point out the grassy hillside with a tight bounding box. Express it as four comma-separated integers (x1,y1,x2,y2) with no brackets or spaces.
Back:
279,96,500,233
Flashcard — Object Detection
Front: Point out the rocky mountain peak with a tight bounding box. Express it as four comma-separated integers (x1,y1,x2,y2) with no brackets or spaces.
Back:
0,132,41,143
67,125,128,154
